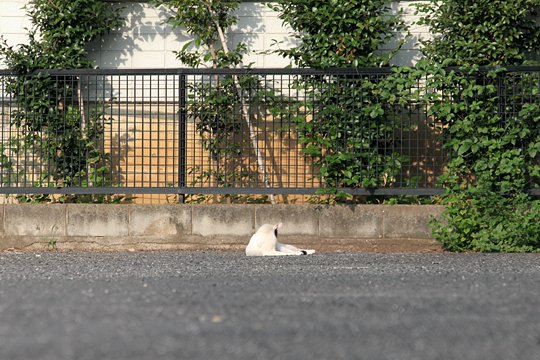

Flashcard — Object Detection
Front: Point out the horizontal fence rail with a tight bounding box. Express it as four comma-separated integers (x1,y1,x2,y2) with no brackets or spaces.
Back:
0,67,538,202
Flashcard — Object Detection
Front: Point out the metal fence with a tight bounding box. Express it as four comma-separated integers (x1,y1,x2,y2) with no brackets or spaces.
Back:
0,67,538,202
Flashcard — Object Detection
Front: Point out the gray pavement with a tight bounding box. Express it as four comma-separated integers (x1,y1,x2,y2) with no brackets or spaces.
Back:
0,251,539,360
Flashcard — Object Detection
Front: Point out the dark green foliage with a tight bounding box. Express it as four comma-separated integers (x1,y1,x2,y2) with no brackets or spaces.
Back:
424,66,540,251
286,70,418,195
414,0,540,252
415,0,540,66
0,0,123,201
432,191,540,252
271,0,407,68
271,1,409,200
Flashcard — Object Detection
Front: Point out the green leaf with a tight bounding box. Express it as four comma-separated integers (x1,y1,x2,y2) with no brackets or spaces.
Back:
457,142,471,156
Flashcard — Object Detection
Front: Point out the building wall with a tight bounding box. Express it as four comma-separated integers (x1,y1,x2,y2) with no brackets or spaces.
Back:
0,1,31,59
0,1,429,69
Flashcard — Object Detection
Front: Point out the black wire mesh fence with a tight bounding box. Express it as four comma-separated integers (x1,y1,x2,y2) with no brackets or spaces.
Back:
0,67,537,203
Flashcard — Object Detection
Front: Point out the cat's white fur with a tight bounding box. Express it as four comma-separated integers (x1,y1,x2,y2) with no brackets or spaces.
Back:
245,223,316,256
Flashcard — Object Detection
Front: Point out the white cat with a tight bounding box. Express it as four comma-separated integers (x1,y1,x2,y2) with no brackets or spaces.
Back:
245,222,316,256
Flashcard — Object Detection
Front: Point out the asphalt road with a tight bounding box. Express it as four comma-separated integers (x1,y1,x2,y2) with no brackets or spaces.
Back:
0,251,539,360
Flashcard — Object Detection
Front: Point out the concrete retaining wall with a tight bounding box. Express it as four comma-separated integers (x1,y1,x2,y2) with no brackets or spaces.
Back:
0,204,444,252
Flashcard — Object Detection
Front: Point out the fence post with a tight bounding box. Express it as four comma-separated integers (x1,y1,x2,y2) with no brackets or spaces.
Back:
178,72,187,203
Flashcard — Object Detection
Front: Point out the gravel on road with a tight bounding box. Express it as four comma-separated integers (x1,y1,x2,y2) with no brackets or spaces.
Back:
0,251,539,360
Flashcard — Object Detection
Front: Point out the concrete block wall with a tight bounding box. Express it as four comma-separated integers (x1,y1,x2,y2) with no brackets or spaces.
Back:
0,1,429,69
0,204,444,252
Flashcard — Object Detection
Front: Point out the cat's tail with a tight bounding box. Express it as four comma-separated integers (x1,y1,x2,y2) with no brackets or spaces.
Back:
276,242,316,255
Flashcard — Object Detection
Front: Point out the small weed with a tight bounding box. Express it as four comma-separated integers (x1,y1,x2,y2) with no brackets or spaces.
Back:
47,225,59,251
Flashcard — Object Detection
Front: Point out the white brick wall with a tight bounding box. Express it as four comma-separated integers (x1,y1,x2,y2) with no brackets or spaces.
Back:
0,1,428,69
84,2,299,68
0,0,31,52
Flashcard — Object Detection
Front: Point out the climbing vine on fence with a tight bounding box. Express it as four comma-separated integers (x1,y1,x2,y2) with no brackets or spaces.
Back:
413,0,540,252
271,0,411,201
0,0,124,202
154,0,281,204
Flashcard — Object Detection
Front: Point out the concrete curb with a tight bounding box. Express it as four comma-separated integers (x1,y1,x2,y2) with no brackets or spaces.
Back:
0,204,445,252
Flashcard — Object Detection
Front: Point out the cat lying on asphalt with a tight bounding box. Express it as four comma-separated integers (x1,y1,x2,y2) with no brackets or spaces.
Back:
245,222,316,256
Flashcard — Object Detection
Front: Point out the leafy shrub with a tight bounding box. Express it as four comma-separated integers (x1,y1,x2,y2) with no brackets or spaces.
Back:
414,0,540,252
433,191,540,252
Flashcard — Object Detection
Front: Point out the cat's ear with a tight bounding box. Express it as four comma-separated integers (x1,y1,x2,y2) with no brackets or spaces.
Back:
273,222,282,238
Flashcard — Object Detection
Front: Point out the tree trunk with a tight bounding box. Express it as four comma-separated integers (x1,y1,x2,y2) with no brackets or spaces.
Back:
206,2,276,204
